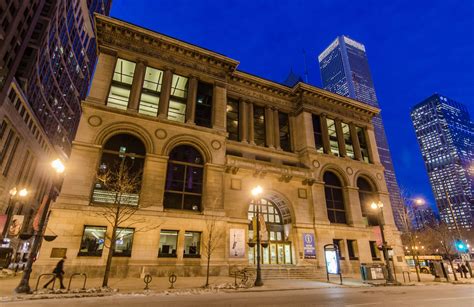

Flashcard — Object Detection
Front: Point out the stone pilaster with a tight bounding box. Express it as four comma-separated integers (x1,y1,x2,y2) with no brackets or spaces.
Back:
239,100,248,143
128,60,146,112
212,82,227,131
88,52,117,105
185,76,198,124
248,102,255,145
335,119,346,157
158,69,173,119
273,108,281,150
350,123,362,161
320,114,331,154
366,127,379,163
265,106,274,148
345,186,365,227
202,164,225,213
310,181,330,224
140,154,168,210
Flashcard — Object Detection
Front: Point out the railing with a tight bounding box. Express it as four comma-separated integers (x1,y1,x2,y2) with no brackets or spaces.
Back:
67,273,87,291
35,273,56,291
402,271,411,283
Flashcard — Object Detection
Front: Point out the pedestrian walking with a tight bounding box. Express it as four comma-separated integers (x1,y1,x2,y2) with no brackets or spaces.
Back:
43,256,66,289
461,264,468,279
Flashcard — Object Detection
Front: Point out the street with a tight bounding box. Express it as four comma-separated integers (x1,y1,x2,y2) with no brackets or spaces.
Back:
3,284,473,307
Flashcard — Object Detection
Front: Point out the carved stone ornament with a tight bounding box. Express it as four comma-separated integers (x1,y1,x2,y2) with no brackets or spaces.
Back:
312,160,320,168
155,129,167,139
346,167,354,175
211,140,221,150
87,116,102,127
376,173,383,180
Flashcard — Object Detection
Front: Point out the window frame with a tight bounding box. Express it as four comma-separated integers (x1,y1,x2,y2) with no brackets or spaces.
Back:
113,227,135,257
324,172,347,224
158,229,179,258
183,231,202,258
78,225,107,257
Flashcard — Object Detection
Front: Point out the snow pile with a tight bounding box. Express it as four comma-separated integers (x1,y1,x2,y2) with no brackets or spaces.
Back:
0,269,15,278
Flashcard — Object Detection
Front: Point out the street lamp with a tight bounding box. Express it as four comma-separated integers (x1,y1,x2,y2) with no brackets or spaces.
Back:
15,159,65,294
250,185,264,287
1,187,28,239
371,201,395,284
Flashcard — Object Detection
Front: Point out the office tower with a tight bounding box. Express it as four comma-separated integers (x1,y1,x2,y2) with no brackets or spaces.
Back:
318,35,405,229
411,94,473,230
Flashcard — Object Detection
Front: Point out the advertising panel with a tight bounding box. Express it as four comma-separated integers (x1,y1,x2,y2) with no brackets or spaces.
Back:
303,233,316,259
229,228,245,258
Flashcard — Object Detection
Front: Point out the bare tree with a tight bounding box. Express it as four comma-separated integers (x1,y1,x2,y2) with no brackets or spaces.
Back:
91,161,159,287
202,217,224,288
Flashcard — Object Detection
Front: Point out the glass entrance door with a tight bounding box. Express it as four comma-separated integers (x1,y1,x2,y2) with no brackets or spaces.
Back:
248,242,292,265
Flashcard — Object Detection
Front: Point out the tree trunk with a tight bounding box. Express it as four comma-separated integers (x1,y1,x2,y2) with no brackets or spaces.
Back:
448,259,458,281
205,253,211,287
102,225,117,287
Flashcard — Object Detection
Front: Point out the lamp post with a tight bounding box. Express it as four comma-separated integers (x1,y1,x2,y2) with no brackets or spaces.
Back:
1,187,28,239
403,197,426,282
371,201,395,283
251,185,264,287
15,159,65,294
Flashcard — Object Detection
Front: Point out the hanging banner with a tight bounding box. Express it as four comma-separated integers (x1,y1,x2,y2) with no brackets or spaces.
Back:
33,195,48,231
373,226,383,247
8,215,24,237
0,215,7,235
229,228,245,258
303,233,316,259
258,214,268,241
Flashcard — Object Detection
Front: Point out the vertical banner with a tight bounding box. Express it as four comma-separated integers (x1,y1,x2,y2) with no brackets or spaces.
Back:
373,226,382,247
0,215,7,235
229,228,245,258
303,233,316,259
8,215,24,237
258,214,268,241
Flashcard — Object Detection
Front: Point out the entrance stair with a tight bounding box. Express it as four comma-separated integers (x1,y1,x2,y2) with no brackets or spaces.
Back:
246,265,326,280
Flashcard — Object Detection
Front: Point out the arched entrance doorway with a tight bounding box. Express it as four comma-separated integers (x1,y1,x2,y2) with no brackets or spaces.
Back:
248,197,293,265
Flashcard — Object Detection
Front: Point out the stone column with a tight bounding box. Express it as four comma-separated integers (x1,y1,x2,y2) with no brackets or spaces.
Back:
310,181,330,224
239,100,248,143
88,51,117,105
345,186,365,227
185,76,198,124
265,106,274,148
128,60,146,112
212,82,227,131
320,114,331,154
273,108,281,150
350,123,362,161
140,154,168,211
335,119,346,157
288,114,296,152
202,164,225,213
158,69,173,119
248,103,255,145
366,127,379,163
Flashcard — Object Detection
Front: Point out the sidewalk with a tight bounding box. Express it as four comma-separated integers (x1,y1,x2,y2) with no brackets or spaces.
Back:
1,271,473,302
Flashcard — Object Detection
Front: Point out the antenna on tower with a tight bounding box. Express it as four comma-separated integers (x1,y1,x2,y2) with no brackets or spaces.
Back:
303,49,309,83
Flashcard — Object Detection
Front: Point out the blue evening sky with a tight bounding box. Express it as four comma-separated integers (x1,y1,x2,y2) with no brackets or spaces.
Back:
111,0,474,211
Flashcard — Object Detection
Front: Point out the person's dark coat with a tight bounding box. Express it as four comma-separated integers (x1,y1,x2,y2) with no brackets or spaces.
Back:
53,259,65,275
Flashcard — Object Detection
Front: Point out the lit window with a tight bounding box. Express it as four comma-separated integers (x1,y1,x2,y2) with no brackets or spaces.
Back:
78,226,106,256
312,114,324,153
113,228,134,257
326,118,340,156
107,58,136,110
168,74,188,122
342,122,354,159
184,231,201,258
226,98,239,141
138,67,163,116
159,230,178,257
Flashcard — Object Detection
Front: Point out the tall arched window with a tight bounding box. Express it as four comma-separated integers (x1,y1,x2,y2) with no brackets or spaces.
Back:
92,133,146,206
164,145,204,211
357,177,379,226
324,171,347,224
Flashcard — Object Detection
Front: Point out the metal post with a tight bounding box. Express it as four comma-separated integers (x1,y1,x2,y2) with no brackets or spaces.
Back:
15,183,58,293
379,208,395,283
1,195,14,238
254,199,263,287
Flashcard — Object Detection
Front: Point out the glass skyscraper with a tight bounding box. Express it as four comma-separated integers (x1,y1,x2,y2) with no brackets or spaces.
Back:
318,35,404,229
411,94,473,230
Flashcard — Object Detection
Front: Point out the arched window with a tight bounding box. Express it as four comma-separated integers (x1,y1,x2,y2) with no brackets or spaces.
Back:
357,177,379,226
164,145,204,211
92,133,146,206
324,171,347,224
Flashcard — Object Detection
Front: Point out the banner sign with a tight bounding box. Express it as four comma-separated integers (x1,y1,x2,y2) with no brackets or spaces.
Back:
229,228,245,258
303,233,316,259
8,215,24,237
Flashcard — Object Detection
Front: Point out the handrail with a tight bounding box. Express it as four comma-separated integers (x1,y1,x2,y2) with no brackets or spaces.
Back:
402,271,411,283
67,272,87,291
35,273,56,291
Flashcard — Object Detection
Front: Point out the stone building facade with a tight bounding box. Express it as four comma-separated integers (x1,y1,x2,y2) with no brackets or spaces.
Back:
35,15,406,278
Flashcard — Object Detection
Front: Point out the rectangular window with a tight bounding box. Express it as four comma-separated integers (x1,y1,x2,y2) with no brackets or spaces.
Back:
279,112,291,152
253,105,265,146
226,98,239,141
168,74,188,123
333,239,345,260
159,230,179,257
113,228,134,257
312,114,324,153
184,231,201,258
2,137,19,176
347,239,358,260
0,120,8,140
195,82,213,128
138,66,163,116
369,240,379,260
357,126,370,163
78,226,106,256
326,118,340,156
342,122,354,159
107,58,136,110
0,130,14,166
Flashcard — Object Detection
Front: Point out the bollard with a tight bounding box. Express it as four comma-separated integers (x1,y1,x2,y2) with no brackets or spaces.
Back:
144,274,152,290
168,273,177,289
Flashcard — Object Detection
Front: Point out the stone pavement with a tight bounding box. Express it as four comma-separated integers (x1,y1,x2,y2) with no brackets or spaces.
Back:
1,271,473,302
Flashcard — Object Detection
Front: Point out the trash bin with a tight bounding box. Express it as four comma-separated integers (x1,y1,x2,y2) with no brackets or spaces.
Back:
360,263,387,281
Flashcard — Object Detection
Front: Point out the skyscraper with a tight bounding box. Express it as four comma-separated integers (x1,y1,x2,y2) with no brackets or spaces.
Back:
318,35,405,229
411,94,473,230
